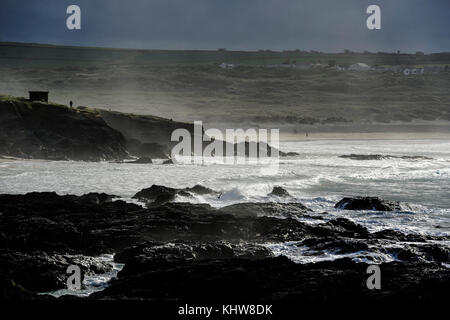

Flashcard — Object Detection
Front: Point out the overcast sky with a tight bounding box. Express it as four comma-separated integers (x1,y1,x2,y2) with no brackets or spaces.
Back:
0,0,449,52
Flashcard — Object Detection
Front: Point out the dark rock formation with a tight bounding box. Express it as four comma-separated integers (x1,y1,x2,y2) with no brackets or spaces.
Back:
0,98,128,161
162,159,174,164
114,241,274,266
132,184,219,204
268,186,291,197
0,250,111,292
90,255,450,302
0,272,37,300
98,109,193,150
125,139,169,159
301,237,369,254
335,197,405,211
129,157,153,164
219,202,312,218
0,189,448,301
0,95,295,161
282,151,300,157
184,185,217,195
339,154,433,161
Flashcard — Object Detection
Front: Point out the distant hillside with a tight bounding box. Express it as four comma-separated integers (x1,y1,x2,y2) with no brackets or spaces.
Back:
0,95,193,161
1,41,450,68
0,42,449,129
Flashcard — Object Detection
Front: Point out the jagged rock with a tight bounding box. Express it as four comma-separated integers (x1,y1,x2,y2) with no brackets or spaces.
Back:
133,184,219,204
282,152,300,157
334,197,404,211
79,193,115,205
0,250,111,292
1,190,449,300
268,186,291,197
129,157,153,164
312,218,369,237
162,159,174,164
369,229,427,242
219,202,311,218
90,256,450,301
0,273,37,300
132,185,177,203
301,237,369,254
339,154,433,161
114,241,274,280
185,185,218,195
0,98,128,161
125,139,168,159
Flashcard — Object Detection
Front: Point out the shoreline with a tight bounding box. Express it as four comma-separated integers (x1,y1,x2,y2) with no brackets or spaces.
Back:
279,132,450,141
2,135,450,162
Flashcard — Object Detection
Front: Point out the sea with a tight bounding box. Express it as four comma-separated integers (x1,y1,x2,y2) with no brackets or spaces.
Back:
1,139,449,295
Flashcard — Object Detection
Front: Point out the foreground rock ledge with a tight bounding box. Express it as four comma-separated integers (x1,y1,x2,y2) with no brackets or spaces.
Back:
0,190,448,301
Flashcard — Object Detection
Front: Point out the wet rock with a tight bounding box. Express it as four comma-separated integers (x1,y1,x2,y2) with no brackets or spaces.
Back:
416,244,450,263
313,218,369,238
129,157,153,164
125,139,168,159
301,237,369,254
79,193,115,205
339,154,433,161
281,152,300,157
91,256,450,302
219,202,311,218
370,229,427,242
114,241,273,264
0,98,128,161
185,185,218,195
0,250,112,292
133,184,219,204
133,185,177,203
268,186,291,197
335,197,404,211
339,154,388,160
0,273,38,300
1,189,449,301
162,159,174,164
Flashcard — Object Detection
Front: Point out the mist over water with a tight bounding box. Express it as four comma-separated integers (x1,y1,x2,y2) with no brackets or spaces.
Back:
1,139,449,236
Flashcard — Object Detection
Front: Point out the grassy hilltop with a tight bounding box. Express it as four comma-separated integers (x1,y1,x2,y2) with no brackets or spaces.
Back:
0,94,193,160
0,42,449,131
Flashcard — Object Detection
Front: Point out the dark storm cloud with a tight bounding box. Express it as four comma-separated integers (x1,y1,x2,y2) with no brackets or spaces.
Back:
0,0,449,52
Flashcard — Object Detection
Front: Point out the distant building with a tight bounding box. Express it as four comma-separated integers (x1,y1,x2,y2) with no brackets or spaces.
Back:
29,91,49,102
348,63,371,71
219,62,235,69
403,67,424,76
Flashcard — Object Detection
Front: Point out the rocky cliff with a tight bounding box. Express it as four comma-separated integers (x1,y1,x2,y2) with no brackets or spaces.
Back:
0,95,194,161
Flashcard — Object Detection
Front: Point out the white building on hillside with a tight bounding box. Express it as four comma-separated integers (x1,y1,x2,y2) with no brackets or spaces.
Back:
403,67,425,75
348,63,371,71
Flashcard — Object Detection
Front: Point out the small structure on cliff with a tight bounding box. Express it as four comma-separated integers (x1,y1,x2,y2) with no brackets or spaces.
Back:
29,91,49,102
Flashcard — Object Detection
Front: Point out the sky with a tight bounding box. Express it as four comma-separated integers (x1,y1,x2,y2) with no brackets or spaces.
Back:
0,0,449,53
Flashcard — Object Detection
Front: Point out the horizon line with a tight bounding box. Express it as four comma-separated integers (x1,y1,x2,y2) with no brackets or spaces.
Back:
1,41,449,55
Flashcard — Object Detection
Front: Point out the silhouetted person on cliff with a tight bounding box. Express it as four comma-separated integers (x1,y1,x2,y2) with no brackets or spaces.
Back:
69,100,73,108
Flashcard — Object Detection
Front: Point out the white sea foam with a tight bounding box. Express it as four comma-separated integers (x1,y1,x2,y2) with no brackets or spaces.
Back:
0,140,449,237
40,254,124,298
